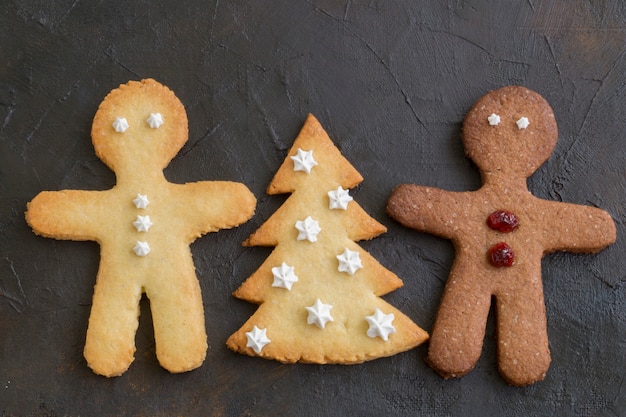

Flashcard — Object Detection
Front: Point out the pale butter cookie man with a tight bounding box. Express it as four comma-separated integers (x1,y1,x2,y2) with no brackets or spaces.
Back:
26,79,256,377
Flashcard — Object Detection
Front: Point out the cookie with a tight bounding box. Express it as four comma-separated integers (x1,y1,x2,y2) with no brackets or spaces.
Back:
25,79,256,377
387,86,616,385
227,114,428,363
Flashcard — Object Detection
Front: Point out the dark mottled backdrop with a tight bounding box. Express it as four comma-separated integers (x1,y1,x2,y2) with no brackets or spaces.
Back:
1,1,625,416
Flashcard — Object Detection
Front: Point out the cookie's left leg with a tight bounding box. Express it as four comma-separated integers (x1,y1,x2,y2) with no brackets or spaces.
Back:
495,277,551,386
145,259,207,373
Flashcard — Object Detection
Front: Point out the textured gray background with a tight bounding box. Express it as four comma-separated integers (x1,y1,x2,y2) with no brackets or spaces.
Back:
1,1,625,416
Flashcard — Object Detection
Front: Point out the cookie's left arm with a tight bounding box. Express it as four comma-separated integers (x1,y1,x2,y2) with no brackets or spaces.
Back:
177,181,256,240
542,201,616,254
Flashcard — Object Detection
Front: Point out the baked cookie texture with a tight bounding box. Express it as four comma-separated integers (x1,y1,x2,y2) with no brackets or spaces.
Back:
227,114,428,363
387,86,616,386
25,79,256,377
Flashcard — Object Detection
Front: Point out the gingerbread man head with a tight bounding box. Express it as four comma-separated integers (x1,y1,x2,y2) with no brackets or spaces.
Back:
462,86,558,178
91,79,188,173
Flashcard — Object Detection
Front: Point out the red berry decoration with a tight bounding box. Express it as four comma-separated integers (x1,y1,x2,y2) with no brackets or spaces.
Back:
487,210,519,233
489,242,514,267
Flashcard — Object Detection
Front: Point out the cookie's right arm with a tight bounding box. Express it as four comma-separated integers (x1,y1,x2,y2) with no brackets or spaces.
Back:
25,190,103,241
386,184,459,239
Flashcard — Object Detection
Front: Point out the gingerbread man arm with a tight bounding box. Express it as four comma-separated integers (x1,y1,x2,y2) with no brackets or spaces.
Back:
169,181,256,241
387,184,468,240
26,190,109,241
538,199,616,254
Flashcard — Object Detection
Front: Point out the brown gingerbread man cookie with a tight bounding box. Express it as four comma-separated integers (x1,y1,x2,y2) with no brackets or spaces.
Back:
387,86,616,386
26,79,256,377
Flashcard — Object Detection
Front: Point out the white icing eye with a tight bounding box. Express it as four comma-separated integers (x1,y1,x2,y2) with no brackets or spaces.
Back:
291,148,318,174
516,117,530,129
112,117,129,133
365,309,396,341
146,113,164,129
245,326,271,353
305,299,334,329
487,113,500,126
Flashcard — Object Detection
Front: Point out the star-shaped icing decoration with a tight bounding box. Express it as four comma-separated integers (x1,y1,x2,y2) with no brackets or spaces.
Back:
245,325,271,354
328,186,353,210
487,113,501,126
132,194,149,209
146,112,164,129
305,299,334,329
112,117,129,133
271,262,299,290
133,215,153,232
291,148,318,174
336,248,363,275
516,116,530,129
295,216,321,242
133,241,151,257
365,308,396,341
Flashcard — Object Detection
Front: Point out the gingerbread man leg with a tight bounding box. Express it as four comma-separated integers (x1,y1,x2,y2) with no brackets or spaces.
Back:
84,259,143,377
426,256,492,378
494,264,550,385
145,255,207,373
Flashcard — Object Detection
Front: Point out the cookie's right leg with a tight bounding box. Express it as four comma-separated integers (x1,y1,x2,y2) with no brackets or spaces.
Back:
425,261,491,379
83,265,143,377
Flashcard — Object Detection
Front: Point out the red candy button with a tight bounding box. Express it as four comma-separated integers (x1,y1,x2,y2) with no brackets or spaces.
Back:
487,210,519,233
489,242,514,267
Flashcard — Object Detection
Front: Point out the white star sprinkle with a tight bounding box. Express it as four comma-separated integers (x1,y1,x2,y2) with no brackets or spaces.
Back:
246,326,271,353
295,216,321,242
133,194,149,209
336,248,363,275
328,186,353,210
365,309,396,341
133,215,153,232
305,299,334,329
112,117,129,133
291,148,318,174
487,113,501,126
271,262,298,291
516,116,530,129
146,113,164,129
133,241,150,257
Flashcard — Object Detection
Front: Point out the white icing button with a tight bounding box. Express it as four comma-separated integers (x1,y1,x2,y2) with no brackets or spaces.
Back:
133,241,150,257
245,326,271,354
133,194,149,209
336,248,362,275
133,215,153,232
487,113,501,126
271,262,298,290
291,148,318,174
146,113,164,129
305,299,334,329
516,117,530,129
295,216,321,242
365,309,396,341
328,186,353,210
112,117,129,133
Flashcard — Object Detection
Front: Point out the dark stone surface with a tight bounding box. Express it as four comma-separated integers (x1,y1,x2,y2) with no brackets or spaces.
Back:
1,1,624,416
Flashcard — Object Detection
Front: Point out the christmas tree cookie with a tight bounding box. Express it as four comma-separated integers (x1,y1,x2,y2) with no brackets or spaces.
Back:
227,114,428,363
26,79,256,376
